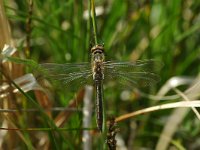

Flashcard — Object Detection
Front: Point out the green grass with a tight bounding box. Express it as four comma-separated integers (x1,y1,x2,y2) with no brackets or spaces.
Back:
1,0,200,149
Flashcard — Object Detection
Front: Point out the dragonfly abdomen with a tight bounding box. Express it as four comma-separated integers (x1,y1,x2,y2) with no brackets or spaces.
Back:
93,62,104,132
95,80,104,132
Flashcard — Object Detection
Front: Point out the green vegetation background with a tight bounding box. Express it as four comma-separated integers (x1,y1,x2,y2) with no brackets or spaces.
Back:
2,0,200,149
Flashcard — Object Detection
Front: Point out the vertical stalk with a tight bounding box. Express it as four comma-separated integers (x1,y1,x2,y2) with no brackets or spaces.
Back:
25,0,33,58
86,0,91,51
82,86,93,150
90,0,98,45
89,2,107,149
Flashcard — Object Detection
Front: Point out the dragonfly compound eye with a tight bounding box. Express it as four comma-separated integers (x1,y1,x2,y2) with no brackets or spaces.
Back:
91,45,104,53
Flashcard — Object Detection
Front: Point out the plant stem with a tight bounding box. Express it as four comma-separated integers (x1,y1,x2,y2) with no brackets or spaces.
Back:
25,0,33,58
90,0,107,145
86,0,91,50
90,0,98,45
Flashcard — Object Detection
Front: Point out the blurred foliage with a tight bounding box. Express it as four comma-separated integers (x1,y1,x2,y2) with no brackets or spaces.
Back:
1,0,200,149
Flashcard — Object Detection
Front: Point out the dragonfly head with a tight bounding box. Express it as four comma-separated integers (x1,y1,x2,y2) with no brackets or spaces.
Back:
91,45,104,54
91,45,105,62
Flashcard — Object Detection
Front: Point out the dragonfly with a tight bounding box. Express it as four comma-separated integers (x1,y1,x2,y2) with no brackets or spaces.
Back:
39,45,160,132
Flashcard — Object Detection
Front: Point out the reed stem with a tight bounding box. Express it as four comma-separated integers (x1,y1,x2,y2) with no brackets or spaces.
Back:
90,0,98,45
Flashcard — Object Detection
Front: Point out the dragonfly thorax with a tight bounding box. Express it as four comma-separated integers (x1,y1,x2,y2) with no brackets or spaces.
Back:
91,45,105,81
92,61,104,81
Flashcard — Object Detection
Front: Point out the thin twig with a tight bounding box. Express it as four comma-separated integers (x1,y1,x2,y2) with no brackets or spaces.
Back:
0,127,94,131
173,87,200,120
0,107,82,113
115,100,200,122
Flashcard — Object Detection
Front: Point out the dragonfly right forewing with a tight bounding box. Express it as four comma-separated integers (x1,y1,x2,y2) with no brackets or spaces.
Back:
103,59,162,88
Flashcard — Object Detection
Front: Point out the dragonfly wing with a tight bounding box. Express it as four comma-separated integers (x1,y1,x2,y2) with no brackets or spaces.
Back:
37,63,93,89
103,60,161,87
